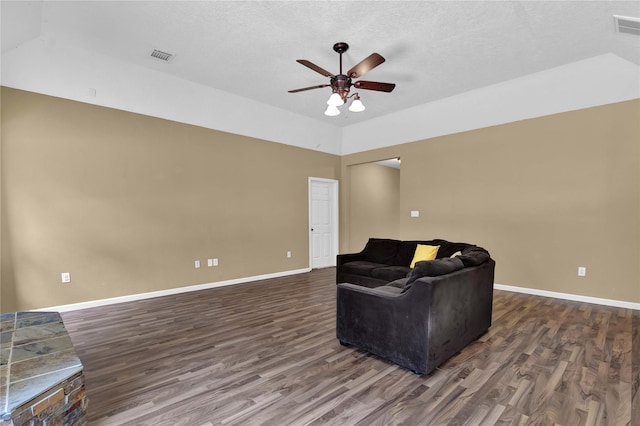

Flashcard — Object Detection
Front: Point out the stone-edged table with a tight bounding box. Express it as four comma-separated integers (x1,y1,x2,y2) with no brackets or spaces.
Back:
0,311,87,426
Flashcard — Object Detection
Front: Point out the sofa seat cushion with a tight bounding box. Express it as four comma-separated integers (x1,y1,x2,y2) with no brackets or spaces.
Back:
341,261,388,277
387,277,410,289
374,285,404,295
371,266,412,282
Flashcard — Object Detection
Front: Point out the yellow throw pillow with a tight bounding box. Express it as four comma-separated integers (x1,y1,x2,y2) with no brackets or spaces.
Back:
410,244,440,268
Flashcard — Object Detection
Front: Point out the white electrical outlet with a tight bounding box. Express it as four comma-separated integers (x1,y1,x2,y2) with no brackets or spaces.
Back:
61,272,71,283
411,210,420,217
287,251,292,258
578,266,586,277
207,258,214,267
213,258,218,266
195,260,200,269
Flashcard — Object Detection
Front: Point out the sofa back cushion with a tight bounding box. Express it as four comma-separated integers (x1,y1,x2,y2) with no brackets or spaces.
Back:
409,244,440,267
397,239,471,266
457,247,491,266
402,257,465,293
363,238,401,265
397,240,442,266
434,241,474,258
406,257,465,284
362,238,490,267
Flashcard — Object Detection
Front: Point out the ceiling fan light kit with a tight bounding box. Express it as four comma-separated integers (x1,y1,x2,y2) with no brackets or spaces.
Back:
289,42,395,117
348,94,365,113
327,92,344,107
324,104,341,116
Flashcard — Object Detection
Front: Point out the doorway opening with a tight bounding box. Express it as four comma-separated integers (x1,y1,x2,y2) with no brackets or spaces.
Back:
347,158,400,252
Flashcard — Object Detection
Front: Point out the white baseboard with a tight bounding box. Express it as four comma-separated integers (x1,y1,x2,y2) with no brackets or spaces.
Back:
37,273,639,313
36,268,312,313
494,283,640,310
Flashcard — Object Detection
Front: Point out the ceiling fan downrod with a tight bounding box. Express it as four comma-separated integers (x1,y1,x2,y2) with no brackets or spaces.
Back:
333,42,349,75
332,42,351,101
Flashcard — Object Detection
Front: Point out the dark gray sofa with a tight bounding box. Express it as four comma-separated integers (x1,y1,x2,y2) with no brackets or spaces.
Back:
336,238,495,375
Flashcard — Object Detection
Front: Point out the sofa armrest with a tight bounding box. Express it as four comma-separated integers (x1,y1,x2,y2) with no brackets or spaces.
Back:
336,252,367,283
336,252,367,268
416,259,495,371
336,280,435,373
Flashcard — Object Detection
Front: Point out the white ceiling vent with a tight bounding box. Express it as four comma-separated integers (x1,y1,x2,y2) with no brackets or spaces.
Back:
150,49,174,62
613,15,640,36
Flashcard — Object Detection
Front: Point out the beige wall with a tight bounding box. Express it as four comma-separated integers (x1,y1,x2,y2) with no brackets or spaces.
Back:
341,100,640,303
347,162,400,251
2,88,638,310
1,88,341,312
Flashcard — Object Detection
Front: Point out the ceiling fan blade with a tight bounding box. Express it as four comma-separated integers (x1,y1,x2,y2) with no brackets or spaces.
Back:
288,84,330,93
347,53,385,78
353,80,396,92
296,60,335,77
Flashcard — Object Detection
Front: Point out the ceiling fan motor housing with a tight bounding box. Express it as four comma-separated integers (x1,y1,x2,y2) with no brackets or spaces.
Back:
331,74,352,101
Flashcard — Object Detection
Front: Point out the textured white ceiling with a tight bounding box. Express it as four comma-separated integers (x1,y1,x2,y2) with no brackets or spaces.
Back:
2,1,639,128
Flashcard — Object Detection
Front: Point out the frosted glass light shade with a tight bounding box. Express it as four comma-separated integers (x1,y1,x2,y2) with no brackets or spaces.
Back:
348,98,365,112
327,93,344,106
324,105,340,116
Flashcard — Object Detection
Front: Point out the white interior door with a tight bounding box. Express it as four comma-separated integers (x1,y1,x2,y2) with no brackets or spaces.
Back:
309,178,338,269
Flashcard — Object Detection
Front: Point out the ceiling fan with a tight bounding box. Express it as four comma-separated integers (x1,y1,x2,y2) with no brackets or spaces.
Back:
288,42,396,116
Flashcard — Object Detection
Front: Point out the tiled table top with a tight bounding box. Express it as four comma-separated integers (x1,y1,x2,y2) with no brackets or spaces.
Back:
0,311,83,418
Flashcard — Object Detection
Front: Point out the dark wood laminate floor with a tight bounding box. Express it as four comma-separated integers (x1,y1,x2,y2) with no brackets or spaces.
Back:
61,268,639,425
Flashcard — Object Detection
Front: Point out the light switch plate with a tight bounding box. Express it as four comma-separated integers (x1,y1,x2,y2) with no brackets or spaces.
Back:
411,210,420,217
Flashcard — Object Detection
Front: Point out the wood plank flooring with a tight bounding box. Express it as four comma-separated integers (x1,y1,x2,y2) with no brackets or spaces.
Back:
60,268,639,425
